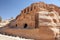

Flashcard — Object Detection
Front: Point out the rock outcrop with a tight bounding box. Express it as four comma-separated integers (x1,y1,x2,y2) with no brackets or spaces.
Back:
0,2,60,40
10,2,60,28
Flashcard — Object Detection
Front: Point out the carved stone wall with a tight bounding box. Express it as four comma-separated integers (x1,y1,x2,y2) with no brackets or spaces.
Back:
10,2,60,29
0,2,60,40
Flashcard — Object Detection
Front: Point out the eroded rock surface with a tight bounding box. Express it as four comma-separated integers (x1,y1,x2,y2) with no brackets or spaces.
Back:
0,2,60,40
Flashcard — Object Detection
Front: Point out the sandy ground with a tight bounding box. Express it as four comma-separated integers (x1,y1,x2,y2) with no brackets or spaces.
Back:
0,34,33,40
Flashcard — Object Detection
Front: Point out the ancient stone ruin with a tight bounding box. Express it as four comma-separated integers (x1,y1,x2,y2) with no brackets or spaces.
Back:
10,2,60,29
0,2,60,40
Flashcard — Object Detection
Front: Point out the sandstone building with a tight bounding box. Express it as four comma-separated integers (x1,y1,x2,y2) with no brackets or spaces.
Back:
0,2,60,40
10,2,60,29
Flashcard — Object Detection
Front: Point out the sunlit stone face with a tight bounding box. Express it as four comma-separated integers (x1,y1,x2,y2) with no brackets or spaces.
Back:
38,11,60,27
38,11,60,38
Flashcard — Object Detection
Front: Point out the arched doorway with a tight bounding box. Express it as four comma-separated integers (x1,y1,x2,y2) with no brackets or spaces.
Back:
16,24,17,27
24,24,28,28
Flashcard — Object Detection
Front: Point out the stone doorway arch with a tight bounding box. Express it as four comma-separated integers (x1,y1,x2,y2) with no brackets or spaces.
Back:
24,23,28,28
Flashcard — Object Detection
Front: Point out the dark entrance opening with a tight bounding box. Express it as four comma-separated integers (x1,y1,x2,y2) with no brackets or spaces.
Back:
16,24,17,27
24,24,27,28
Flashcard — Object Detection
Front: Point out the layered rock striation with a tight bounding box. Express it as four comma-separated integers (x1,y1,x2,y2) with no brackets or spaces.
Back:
0,2,60,40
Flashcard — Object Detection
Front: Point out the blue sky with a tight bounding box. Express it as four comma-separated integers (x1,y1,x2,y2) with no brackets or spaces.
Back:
0,0,60,20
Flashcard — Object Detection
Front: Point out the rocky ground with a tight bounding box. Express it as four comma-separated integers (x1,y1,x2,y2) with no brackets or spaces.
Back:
0,34,33,40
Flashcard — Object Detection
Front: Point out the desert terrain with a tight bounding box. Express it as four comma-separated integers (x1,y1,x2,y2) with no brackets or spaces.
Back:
0,34,33,40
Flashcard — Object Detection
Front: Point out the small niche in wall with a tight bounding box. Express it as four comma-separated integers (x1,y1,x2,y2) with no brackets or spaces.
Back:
24,9,26,13
27,7,29,12
53,19,57,23
16,24,17,27
24,24,28,28
31,6,32,11
34,6,36,9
